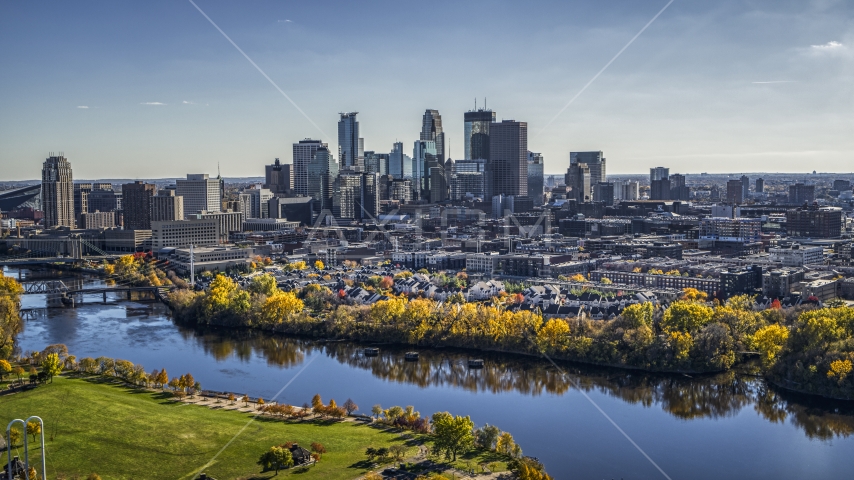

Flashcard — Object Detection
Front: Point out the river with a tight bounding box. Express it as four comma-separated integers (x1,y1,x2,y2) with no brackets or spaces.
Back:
8,267,854,479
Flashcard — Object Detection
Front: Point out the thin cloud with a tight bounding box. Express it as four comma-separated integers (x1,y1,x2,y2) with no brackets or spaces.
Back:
182,100,194,104
77,106,89,109
141,102,166,105
811,40,843,50
806,40,849,57
278,19,293,23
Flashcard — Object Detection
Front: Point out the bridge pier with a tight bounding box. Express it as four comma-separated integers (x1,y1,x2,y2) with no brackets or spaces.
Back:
103,291,107,303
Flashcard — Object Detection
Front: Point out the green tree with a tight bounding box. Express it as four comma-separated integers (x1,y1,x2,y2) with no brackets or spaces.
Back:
371,404,383,419
365,447,378,461
389,444,407,461
248,274,279,297
431,411,475,461
258,446,294,473
474,424,501,450
384,405,404,422
41,352,63,382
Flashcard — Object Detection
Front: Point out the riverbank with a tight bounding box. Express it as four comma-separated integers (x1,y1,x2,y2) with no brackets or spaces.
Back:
1,374,455,479
167,275,854,402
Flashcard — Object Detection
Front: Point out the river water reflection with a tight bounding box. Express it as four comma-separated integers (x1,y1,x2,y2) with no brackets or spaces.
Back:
9,268,854,479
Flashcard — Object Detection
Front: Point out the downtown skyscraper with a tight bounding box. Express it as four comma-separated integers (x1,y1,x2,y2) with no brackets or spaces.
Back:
41,154,75,228
264,158,293,195
122,181,157,229
570,151,606,185
176,174,221,217
292,139,327,196
420,109,445,162
307,146,339,213
338,112,363,170
464,108,495,161
486,120,528,200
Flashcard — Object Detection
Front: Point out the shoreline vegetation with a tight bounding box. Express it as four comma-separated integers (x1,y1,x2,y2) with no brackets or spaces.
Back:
3,349,548,480
164,272,854,401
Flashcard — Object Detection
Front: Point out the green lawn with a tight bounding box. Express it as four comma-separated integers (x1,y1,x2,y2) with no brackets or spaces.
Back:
1,375,415,480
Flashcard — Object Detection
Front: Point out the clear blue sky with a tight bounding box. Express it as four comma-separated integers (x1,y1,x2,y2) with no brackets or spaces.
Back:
1,0,852,180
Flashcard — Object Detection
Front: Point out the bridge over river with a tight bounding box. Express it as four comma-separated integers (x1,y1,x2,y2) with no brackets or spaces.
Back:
20,279,171,307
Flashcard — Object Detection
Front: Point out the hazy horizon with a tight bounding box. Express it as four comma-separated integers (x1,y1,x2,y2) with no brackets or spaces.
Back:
2,0,852,180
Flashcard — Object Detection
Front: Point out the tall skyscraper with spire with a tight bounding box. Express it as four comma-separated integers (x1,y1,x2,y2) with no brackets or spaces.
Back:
338,112,363,170
41,154,75,228
420,109,445,162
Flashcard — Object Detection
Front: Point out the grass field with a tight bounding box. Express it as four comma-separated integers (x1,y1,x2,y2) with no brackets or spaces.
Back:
1,375,416,480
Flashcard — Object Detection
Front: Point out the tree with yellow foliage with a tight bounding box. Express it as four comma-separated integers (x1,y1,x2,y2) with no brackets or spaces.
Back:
537,319,570,354
827,359,853,384
314,260,325,270
681,288,708,303
752,324,789,367
662,301,713,334
258,291,304,326
201,274,250,322
26,420,41,442
0,359,11,380
496,432,516,456
620,302,654,328
669,331,693,362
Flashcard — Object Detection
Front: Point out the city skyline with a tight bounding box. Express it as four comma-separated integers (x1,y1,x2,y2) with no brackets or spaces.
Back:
1,0,853,179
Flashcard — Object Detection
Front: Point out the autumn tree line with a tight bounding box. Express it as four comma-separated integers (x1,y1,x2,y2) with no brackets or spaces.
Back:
0,273,24,360
101,252,188,288
169,274,854,399
6,342,204,399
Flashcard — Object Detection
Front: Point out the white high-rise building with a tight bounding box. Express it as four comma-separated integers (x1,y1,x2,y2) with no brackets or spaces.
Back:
293,139,327,196
240,187,274,219
152,189,184,222
176,174,221,218
612,180,639,202
41,155,75,228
